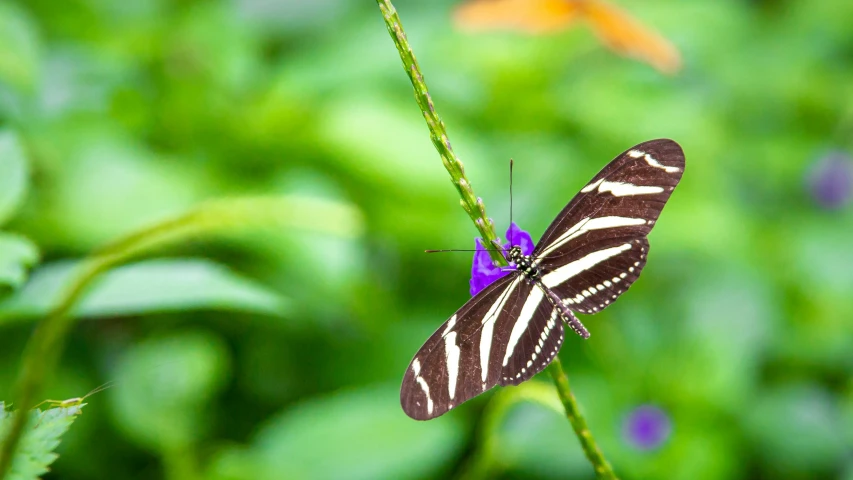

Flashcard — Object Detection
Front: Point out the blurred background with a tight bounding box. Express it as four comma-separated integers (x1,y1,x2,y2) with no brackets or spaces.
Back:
1,0,852,479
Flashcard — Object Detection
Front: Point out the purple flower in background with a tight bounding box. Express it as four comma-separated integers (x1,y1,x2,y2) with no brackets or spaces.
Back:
808,150,853,209
470,222,534,296
623,405,672,450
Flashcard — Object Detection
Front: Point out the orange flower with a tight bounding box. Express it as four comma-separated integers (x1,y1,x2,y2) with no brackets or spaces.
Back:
454,0,582,34
454,0,682,74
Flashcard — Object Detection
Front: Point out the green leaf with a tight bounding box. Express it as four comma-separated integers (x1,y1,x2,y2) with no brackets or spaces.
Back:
0,233,39,291
0,403,82,480
208,385,466,480
0,258,290,324
0,131,30,226
318,97,448,194
477,382,589,478
495,402,590,478
745,383,846,473
108,330,231,452
0,4,40,91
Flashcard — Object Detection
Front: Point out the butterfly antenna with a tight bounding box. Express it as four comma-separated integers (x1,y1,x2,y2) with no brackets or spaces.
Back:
426,159,515,257
509,158,514,246
425,249,503,253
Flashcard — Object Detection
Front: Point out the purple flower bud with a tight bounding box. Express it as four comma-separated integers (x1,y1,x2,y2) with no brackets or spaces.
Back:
470,237,509,296
808,151,853,209
505,222,534,256
469,222,535,296
623,405,671,450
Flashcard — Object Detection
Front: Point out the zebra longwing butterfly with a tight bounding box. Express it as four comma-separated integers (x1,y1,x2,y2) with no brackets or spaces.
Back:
401,139,685,420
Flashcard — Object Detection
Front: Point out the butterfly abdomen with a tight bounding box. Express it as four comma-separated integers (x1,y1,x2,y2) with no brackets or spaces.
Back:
541,285,590,339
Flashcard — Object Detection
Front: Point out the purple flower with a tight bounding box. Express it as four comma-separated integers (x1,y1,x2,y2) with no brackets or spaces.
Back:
470,222,534,296
808,151,853,209
623,405,672,450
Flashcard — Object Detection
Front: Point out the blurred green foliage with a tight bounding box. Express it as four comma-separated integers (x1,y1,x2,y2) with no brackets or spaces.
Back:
0,0,852,479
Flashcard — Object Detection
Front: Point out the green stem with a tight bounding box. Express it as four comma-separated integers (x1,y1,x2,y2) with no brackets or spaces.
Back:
548,357,618,479
0,260,107,479
375,2,618,478
0,196,361,479
375,0,506,267
163,445,200,480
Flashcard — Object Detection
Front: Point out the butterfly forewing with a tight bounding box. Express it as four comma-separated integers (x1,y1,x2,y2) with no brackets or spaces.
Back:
535,139,683,258
401,274,528,420
533,139,683,311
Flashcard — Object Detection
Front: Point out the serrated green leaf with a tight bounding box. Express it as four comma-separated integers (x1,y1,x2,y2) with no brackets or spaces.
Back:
0,258,289,325
0,233,39,292
0,131,29,226
0,404,82,480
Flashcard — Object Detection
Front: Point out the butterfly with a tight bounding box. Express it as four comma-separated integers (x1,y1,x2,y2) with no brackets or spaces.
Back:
453,0,682,75
401,139,684,420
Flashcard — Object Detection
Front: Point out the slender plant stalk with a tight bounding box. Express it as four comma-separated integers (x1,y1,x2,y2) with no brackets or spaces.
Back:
375,2,618,478
0,260,108,478
376,0,506,267
548,357,617,479
0,196,361,479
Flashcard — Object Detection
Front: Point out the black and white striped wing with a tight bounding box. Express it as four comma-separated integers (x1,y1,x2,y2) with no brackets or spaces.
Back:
401,275,564,420
498,284,566,387
534,139,684,314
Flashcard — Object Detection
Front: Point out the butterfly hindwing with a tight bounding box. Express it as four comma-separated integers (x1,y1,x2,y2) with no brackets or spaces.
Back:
542,236,649,314
498,284,565,386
